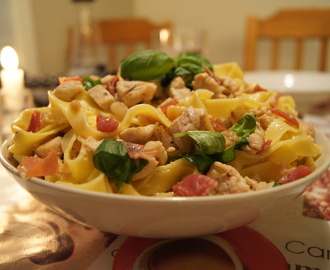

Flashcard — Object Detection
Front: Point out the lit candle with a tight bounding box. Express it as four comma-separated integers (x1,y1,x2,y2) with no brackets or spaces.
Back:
0,46,25,108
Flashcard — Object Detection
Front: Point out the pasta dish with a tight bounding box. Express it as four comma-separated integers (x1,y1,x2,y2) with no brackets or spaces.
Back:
9,50,321,197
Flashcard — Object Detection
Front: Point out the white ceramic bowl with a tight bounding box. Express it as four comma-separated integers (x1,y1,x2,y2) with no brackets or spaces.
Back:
1,130,330,238
244,71,330,113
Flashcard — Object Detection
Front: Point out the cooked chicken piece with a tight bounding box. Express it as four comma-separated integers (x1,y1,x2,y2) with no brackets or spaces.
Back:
120,124,155,144
116,81,157,107
88,84,115,112
100,74,116,84
170,106,206,153
192,73,223,97
192,73,239,98
143,141,168,165
221,130,240,148
167,77,191,101
206,162,252,195
82,136,102,154
120,123,176,154
152,123,176,151
245,177,274,191
251,107,275,130
131,157,158,181
54,80,84,102
35,136,63,158
123,140,167,181
242,128,265,154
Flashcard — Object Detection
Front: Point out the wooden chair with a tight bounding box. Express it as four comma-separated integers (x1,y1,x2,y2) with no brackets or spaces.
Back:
67,18,171,73
244,8,330,71
98,18,171,71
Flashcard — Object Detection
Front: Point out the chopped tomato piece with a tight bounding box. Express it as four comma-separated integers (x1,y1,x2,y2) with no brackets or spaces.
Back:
210,119,228,131
172,174,217,196
58,76,83,84
270,93,283,108
269,108,299,128
18,148,59,178
159,100,179,113
253,84,268,92
259,139,272,154
280,165,314,184
27,110,41,133
96,113,119,132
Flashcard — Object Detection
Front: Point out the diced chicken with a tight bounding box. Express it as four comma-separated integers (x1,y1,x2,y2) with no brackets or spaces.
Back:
88,84,115,112
206,162,251,195
221,130,240,148
53,81,84,102
123,140,167,181
192,73,224,97
35,136,63,158
245,177,274,191
120,124,155,144
100,74,116,84
131,157,158,181
120,123,176,154
251,107,275,130
192,72,239,98
167,77,191,101
143,141,168,165
82,136,102,154
242,128,265,154
170,106,206,153
116,81,157,107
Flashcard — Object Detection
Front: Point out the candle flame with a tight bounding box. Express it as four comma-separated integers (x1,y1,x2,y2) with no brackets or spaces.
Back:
1,46,19,71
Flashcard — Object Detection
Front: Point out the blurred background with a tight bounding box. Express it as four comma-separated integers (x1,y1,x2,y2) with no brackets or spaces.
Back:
1,0,330,77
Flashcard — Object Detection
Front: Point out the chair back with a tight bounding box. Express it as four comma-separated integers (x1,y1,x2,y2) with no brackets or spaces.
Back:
98,18,171,71
244,8,330,71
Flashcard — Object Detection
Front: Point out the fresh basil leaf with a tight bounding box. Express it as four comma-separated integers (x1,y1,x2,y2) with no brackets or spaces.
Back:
120,50,175,81
174,130,225,155
93,138,148,191
177,51,213,71
184,153,214,173
217,114,257,163
83,76,101,90
229,114,256,138
162,51,213,88
213,145,236,163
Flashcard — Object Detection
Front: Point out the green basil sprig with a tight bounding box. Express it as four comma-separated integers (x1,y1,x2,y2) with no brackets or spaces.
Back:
119,50,212,88
93,138,148,191
83,76,102,90
220,114,257,163
174,130,225,155
174,114,257,172
120,50,175,81
174,130,225,173
162,51,213,88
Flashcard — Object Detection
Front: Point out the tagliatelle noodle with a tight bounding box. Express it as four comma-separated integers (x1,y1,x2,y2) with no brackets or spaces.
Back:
60,129,95,183
9,107,70,156
132,158,196,196
55,168,113,193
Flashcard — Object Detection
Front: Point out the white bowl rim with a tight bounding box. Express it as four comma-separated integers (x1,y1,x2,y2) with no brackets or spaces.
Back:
1,129,330,204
